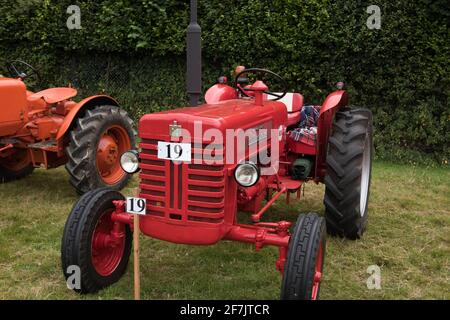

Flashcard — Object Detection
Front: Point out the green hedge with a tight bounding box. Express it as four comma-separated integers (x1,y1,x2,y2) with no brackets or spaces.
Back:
0,0,448,165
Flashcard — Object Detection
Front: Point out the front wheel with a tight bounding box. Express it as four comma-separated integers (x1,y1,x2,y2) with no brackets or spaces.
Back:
280,213,326,300
61,188,132,294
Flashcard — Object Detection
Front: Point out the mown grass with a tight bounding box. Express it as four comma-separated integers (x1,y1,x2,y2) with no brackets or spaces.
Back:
0,162,448,300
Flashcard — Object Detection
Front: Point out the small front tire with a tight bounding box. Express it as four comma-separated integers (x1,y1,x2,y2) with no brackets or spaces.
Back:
61,188,132,294
280,213,326,300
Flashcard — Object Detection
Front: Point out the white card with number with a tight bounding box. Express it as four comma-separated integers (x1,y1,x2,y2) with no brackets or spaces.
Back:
126,197,147,215
157,142,191,162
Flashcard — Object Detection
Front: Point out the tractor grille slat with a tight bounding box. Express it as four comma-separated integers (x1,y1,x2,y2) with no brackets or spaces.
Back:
187,190,224,198
140,174,165,180
140,153,159,161
139,138,225,223
147,204,165,211
141,194,165,203
141,164,167,172
141,184,165,192
187,168,224,177
187,179,223,187
187,199,225,208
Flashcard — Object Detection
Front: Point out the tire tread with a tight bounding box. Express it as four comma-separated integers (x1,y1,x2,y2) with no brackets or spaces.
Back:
324,107,373,239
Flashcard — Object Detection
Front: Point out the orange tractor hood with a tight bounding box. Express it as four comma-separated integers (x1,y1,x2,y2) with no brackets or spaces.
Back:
139,99,288,141
27,87,77,104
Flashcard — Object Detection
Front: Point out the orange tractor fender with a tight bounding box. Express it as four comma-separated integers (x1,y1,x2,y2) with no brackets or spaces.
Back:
56,95,119,141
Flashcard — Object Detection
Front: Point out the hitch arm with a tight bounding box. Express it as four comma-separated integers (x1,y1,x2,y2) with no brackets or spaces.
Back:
251,186,287,222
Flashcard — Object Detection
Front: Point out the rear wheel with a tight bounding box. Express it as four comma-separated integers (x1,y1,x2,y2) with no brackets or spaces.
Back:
61,188,132,294
65,105,136,194
324,108,373,239
280,213,326,300
0,148,34,183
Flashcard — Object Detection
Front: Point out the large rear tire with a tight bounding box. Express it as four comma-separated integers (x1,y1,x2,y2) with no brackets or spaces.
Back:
65,105,136,194
0,148,34,183
280,213,326,300
61,188,132,294
324,108,373,239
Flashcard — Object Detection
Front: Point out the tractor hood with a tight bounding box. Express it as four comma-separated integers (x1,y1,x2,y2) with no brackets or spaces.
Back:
139,99,288,142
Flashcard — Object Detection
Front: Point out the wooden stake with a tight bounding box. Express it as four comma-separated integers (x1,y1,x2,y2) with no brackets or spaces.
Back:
133,212,140,300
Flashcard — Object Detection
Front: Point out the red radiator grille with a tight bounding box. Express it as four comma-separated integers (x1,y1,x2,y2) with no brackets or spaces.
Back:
139,138,225,224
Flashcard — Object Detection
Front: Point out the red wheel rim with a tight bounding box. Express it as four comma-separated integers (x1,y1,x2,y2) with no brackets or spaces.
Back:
91,209,126,276
96,125,131,185
311,241,324,300
0,149,31,171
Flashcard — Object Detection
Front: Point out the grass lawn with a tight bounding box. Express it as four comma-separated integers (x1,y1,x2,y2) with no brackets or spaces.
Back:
0,161,448,300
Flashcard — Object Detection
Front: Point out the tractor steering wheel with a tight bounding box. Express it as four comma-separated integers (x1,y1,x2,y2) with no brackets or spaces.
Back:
6,60,41,83
234,68,288,101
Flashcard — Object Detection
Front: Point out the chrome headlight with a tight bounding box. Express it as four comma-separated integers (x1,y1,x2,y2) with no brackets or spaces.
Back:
234,162,260,187
120,150,140,174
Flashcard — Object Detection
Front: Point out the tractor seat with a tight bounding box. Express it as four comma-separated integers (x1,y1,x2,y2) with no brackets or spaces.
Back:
27,87,77,104
271,92,304,126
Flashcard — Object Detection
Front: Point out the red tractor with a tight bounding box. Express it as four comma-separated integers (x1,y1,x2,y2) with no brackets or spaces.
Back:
61,2,373,299
61,70,373,299
0,60,136,194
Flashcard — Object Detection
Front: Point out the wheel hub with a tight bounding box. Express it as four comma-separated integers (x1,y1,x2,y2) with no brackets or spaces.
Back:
91,210,126,277
95,126,131,185
97,135,119,169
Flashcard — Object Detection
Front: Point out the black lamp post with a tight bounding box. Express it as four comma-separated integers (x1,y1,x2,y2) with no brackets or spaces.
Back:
186,0,202,106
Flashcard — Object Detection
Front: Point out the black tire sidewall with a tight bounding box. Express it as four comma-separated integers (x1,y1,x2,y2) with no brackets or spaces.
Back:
281,213,326,300
62,189,132,293
359,127,373,230
82,191,131,288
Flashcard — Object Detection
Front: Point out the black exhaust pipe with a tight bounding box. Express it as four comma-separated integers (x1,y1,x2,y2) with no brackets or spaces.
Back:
186,0,202,106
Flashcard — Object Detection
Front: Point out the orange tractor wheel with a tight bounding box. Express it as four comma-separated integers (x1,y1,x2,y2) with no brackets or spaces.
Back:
65,105,136,195
0,148,34,183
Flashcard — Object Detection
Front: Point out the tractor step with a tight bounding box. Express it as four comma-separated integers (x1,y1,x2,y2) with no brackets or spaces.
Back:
277,176,303,191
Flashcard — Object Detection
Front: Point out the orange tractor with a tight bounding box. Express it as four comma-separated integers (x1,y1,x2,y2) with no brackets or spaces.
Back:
0,60,136,194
